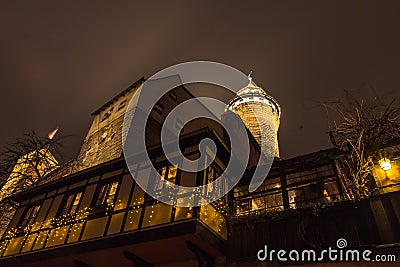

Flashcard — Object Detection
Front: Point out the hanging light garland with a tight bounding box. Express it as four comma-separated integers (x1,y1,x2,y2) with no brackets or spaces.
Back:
3,207,92,240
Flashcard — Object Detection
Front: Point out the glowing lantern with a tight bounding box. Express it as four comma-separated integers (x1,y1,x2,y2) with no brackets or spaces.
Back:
379,158,392,171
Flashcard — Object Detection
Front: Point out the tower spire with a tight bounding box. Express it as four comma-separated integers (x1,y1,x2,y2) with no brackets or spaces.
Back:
248,71,253,82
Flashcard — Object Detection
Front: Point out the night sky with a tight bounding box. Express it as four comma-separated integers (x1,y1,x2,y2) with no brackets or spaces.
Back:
1,1,400,161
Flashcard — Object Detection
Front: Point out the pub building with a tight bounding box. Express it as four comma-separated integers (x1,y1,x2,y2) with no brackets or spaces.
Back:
0,76,399,267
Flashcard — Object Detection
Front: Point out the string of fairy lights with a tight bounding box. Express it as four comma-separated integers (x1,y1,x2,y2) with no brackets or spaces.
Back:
0,196,229,255
0,207,92,255
3,207,92,240
0,165,231,255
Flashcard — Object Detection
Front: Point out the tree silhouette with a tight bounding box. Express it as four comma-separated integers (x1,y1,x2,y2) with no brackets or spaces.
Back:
324,89,400,199
0,131,64,236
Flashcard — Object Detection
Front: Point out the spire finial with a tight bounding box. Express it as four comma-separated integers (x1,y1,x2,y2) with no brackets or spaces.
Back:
248,71,253,82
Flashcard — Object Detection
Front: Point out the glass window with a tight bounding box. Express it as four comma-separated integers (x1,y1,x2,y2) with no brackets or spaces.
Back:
101,108,113,121
19,204,41,227
3,236,25,256
234,186,248,198
256,177,281,192
155,165,177,191
301,169,318,181
169,92,178,101
174,207,193,221
124,208,141,231
114,175,133,210
236,199,250,214
286,172,301,185
44,195,62,224
287,168,321,184
142,203,172,228
96,181,119,206
179,171,197,187
265,192,283,209
45,226,69,247
288,189,301,208
60,191,82,216
78,184,96,211
81,217,108,240
288,180,338,207
67,222,84,243
204,165,223,196
107,213,124,235
305,185,320,201
251,197,266,210
316,165,335,177
31,198,52,231
244,192,284,212
130,184,145,206
32,231,48,250
323,180,340,201
199,204,227,240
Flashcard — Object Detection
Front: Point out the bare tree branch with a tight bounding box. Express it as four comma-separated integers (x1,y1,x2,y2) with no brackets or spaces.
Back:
323,88,400,199
0,131,67,236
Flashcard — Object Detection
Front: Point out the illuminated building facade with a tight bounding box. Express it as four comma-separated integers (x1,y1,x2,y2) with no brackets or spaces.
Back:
0,149,58,202
227,75,281,157
0,77,399,266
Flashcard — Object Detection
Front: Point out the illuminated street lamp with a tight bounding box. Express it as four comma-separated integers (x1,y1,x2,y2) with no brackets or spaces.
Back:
379,158,392,171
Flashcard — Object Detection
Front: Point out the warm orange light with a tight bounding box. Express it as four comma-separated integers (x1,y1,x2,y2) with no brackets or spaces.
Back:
48,126,59,140
379,158,392,171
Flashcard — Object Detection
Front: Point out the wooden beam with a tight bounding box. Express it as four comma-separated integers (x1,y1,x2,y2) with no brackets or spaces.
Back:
186,241,214,267
123,250,153,267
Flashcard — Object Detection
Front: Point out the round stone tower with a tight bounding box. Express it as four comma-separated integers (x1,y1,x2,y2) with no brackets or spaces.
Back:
227,74,281,157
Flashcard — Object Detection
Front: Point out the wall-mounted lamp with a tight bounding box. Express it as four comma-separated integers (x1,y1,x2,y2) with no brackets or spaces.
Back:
379,158,392,171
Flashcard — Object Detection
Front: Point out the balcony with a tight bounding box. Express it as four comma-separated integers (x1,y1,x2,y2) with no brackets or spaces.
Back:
0,197,226,266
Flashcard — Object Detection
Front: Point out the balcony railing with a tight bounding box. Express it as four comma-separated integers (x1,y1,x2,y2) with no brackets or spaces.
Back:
0,200,227,258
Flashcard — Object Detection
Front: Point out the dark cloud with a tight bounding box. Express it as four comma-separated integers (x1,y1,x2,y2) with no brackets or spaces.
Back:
1,1,399,160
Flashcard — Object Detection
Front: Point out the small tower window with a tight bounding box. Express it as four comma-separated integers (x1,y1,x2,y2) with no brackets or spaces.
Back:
154,103,164,115
99,132,108,144
169,92,178,101
101,108,114,121
117,99,127,111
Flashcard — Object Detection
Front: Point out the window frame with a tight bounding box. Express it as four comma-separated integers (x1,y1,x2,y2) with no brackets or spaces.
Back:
154,103,164,115
57,189,84,217
169,92,178,101
18,202,42,228
154,164,178,192
91,177,121,212
101,107,114,122
117,99,127,111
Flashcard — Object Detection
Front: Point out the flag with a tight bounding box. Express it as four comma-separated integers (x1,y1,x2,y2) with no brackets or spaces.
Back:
48,127,59,140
